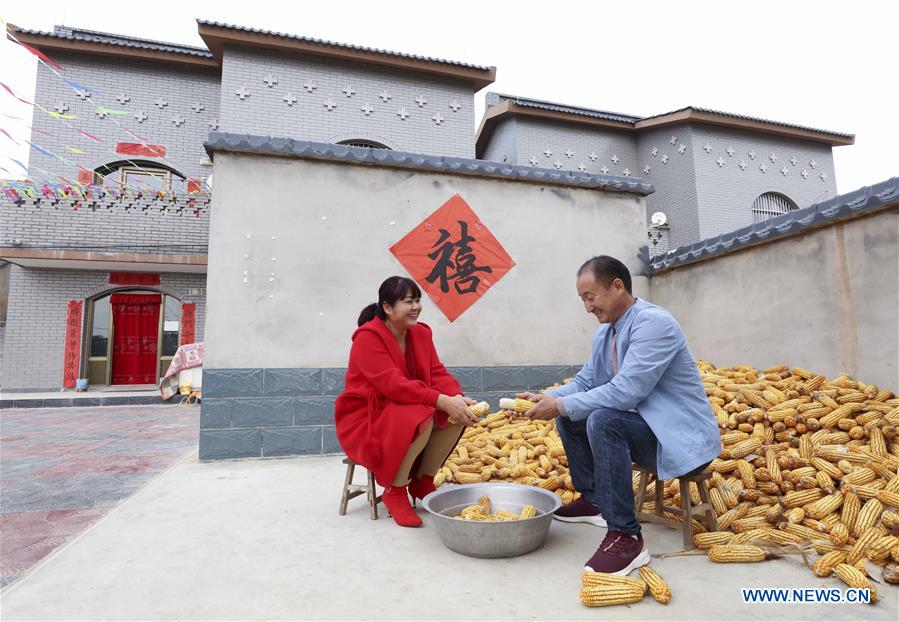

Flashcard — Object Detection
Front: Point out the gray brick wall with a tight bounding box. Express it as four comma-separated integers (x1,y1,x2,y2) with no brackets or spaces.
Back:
690,125,838,240
218,46,476,157
29,51,220,186
479,112,840,250
1,194,209,254
1,266,206,390
200,364,581,459
513,117,638,177
480,117,518,163
635,126,701,249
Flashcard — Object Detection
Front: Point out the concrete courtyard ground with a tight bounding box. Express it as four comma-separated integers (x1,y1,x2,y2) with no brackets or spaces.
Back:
1,452,895,621
0,404,200,587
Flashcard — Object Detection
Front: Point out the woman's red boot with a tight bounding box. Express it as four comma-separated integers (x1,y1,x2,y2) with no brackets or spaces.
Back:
408,474,436,503
382,485,422,527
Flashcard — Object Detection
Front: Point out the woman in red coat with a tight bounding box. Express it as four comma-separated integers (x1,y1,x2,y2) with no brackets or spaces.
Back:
335,276,479,527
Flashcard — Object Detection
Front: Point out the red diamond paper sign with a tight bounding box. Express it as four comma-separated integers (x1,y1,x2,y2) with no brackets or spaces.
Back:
390,194,515,322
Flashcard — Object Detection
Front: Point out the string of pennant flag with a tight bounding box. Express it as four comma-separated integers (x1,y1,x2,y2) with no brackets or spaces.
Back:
1,21,211,197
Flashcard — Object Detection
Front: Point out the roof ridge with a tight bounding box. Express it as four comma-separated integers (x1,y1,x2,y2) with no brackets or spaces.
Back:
196,19,493,71
11,23,212,57
493,92,641,122
640,105,854,139
51,24,209,51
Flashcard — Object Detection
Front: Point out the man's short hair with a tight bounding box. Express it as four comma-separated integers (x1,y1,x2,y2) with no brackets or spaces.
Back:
577,255,632,294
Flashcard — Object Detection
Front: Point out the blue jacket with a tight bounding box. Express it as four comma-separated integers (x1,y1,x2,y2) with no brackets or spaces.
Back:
547,298,721,479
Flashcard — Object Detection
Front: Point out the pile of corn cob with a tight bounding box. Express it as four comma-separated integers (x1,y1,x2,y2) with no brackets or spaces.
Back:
435,392,581,505
580,566,672,606
440,364,897,605
453,495,538,521
654,363,899,603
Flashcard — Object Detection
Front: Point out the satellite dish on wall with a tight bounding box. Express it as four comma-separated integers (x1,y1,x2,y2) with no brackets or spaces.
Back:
651,211,668,226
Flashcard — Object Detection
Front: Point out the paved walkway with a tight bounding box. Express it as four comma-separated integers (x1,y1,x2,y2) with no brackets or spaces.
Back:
0,404,199,587
1,454,894,621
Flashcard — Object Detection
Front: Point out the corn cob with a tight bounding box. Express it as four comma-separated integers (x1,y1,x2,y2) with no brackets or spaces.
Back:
468,401,491,418
854,499,883,536
731,528,768,544
454,472,482,485
728,438,763,460
783,523,822,542
639,566,672,604
866,535,898,563
833,564,878,604
877,490,899,508
579,585,646,607
582,572,647,591
840,491,860,530
519,504,537,519
813,550,848,577
847,527,882,564
498,398,536,414
805,493,844,519
708,544,770,563
830,522,850,546
881,510,899,530
693,531,735,549
842,467,877,486
812,539,846,554
782,488,823,509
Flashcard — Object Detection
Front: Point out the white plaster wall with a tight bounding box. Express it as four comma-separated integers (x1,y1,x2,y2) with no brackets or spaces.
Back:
205,153,649,368
650,208,898,390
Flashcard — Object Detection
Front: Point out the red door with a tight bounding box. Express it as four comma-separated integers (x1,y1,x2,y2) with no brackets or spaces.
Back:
110,293,161,385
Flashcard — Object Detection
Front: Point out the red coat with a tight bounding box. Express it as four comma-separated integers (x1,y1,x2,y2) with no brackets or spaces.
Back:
334,318,462,486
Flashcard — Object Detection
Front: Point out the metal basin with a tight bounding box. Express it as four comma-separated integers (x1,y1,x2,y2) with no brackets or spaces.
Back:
422,483,562,558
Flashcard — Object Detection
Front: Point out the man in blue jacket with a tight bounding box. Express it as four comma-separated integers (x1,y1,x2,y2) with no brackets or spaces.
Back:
518,255,721,575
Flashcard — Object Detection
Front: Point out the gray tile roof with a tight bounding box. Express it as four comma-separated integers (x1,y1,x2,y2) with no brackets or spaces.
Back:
196,20,492,71
650,177,898,272
491,94,853,139
493,93,641,124
204,133,654,196
641,106,854,140
8,24,212,58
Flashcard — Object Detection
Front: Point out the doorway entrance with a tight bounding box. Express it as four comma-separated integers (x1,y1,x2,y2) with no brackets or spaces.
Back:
84,290,182,386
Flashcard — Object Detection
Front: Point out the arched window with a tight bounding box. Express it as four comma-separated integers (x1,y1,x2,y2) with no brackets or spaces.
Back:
94,160,187,192
751,192,799,223
336,139,390,150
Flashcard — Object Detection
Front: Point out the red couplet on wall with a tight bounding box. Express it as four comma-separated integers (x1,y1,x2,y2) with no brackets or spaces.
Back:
180,303,196,345
108,272,161,286
115,143,167,158
62,300,84,388
389,194,515,322
76,167,93,185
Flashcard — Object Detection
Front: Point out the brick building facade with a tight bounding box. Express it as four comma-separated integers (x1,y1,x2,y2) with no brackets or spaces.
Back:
1,19,854,391
477,93,851,251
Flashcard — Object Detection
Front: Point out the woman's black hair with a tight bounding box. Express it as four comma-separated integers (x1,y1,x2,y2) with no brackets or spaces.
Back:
357,276,423,326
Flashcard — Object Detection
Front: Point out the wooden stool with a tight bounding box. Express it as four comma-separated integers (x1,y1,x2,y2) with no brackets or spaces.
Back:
339,458,381,519
633,466,718,549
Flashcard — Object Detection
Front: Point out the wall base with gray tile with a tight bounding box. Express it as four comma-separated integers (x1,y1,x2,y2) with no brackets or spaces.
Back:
199,364,581,460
